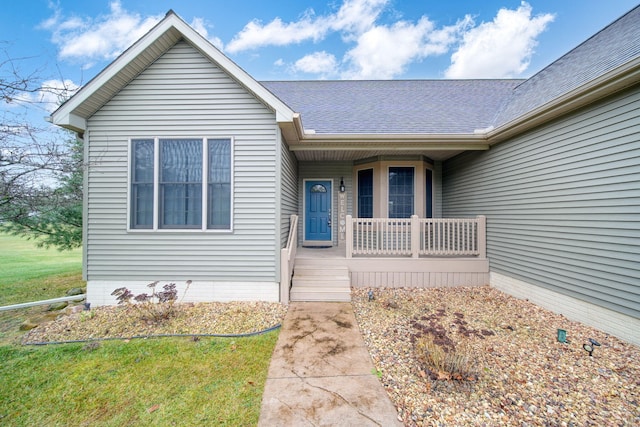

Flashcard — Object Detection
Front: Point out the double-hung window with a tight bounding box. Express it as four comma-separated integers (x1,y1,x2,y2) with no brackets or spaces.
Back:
130,137,232,231
388,166,414,218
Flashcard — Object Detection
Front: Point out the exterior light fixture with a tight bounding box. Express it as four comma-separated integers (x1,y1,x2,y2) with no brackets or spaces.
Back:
340,177,345,193
368,290,374,301
583,338,601,356
583,343,594,356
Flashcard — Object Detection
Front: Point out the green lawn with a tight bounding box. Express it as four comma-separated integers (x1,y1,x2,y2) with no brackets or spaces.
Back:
0,233,83,306
0,233,278,426
0,334,277,426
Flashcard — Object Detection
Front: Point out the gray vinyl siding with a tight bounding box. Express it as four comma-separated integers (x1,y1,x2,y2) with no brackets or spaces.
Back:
280,137,298,247
85,40,279,282
433,161,443,218
298,161,353,246
442,86,640,319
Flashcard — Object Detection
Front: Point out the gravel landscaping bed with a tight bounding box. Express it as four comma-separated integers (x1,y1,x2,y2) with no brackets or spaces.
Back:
21,287,639,426
352,286,640,426
23,301,288,344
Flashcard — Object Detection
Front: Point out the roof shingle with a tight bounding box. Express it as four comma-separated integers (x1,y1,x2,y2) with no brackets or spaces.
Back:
261,5,640,136
262,80,521,134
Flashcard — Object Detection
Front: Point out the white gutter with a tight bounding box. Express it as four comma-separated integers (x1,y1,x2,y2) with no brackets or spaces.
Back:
0,295,86,312
487,57,640,145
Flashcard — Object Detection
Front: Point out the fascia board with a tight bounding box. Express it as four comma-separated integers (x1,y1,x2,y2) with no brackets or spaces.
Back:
50,112,86,133
487,57,640,145
50,16,180,129
288,133,489,152
171,18,296,123
51,13,296,130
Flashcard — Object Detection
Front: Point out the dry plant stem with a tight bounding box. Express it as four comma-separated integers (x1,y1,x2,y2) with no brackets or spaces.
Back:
352,286,640,426
23,301,288,344
111,280,192,323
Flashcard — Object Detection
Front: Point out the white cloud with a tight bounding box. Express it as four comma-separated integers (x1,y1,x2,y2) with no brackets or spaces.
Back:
39,0,555,80
37,79,81,112
41,1,162,65
294,51,338,76
445,2,554,79
41,1,222,67
226,14,326,54
226,0,388,53
342,16,472,79
330,0,388,40
189,17,224,50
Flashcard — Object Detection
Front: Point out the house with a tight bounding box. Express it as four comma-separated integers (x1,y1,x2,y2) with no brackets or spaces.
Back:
51,8,640,345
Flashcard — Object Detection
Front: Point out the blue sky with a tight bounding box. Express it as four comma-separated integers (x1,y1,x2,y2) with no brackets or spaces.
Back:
1,0,638,115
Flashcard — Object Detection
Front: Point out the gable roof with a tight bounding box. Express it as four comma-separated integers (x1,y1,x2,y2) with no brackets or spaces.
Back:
50,6,640,151
266,5,640,141
50,10,295,133
262,79,522,135
490,4,640,141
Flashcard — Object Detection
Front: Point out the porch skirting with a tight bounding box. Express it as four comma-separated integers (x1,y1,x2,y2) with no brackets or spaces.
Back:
490,272,640,347
349,258,489,288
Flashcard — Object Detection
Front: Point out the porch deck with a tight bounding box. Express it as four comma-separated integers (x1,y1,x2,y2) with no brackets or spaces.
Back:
283,215,490,302
296,246,347,260
294,246,489,286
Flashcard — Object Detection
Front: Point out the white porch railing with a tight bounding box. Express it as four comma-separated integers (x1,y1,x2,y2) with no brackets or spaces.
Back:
346,215,486,259
280,214,299,303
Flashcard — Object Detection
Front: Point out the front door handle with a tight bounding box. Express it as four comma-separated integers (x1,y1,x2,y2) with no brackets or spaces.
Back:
327,217,332,227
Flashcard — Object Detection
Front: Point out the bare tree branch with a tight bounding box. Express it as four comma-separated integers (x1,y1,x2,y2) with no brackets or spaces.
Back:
0,44,83,250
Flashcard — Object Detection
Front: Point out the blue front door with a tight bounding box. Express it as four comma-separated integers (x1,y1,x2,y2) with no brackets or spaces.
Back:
305,180,332,242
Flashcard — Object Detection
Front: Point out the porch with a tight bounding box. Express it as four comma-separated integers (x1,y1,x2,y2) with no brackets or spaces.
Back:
281,215,489,302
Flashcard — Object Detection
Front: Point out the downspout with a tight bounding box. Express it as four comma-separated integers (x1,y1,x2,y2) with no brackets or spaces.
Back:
274,123,283,300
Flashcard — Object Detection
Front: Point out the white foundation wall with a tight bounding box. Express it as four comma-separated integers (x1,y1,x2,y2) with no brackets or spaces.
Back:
87,280,280,306
491,272,640,347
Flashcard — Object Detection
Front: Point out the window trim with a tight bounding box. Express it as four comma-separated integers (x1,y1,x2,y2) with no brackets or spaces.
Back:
387,165,415,219
356,168,374,218
130,138,155,229
127,137,234,233
353,158,435,218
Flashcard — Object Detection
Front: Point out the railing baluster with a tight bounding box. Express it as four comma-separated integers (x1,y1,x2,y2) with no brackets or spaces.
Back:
350,217,483,257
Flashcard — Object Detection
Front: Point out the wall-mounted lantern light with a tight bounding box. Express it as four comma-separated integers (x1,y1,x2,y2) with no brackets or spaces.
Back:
340,177,345,193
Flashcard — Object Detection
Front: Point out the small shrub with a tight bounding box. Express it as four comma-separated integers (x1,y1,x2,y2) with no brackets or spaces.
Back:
415,335,477,381
111,280,191,323
80,310,96,322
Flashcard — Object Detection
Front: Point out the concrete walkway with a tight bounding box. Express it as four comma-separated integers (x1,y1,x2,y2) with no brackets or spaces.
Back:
258,302,402,426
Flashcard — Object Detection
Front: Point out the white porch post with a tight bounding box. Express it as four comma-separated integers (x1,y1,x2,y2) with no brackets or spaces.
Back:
477,215,487,258
411,214,420,258
280,248,290,303
346,215,353,259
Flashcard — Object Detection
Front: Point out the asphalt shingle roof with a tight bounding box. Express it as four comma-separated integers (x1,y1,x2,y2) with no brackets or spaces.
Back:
494,4,640,128
261,80,522,134
261,5,640,136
